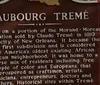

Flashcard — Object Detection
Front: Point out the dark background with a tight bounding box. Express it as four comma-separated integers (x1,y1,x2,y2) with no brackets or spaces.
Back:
0,0,100,85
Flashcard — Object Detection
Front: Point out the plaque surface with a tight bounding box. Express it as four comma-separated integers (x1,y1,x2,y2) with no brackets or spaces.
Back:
0,0,99,85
